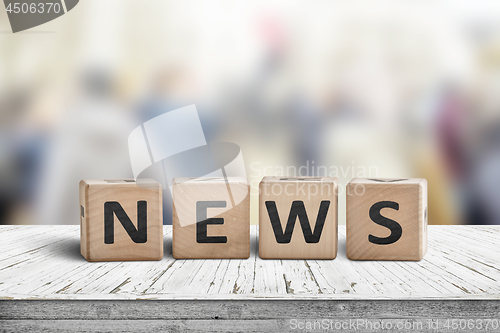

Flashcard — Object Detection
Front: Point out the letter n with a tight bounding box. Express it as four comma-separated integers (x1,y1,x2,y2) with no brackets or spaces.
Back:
104,201,147,244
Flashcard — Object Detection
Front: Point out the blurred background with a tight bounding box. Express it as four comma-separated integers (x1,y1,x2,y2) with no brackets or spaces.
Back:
1,0,500,225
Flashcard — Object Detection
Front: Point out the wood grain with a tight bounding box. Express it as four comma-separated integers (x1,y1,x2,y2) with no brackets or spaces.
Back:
1,224,500,332
346,178,427,260
259,176,338,259
172,177,250,259
2,300,500,333
79,179,163,262
1,225,499,300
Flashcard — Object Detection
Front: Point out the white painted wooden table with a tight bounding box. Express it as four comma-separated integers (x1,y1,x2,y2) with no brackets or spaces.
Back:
1,225,500,332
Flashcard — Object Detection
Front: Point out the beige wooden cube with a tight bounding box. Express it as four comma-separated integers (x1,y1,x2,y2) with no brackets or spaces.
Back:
346,178,427,260
79,179,163,261
259,176,338,259
172,177,250,259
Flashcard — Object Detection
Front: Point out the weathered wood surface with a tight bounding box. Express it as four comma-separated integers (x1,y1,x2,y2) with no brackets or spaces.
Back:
0,225,499,300
2,300,500,332
2,299,500,319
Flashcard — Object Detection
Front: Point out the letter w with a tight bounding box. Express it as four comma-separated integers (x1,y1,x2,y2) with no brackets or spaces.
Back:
104,201,147,244
265,201,330,243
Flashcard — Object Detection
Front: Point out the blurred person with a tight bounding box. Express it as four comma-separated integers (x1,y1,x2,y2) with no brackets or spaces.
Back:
35,68,135,225
0,87,43,224
225,11,318,167
287,93,326,172
468,123,500,225
436,84,469,181
465,42,500,225
420,83,468,225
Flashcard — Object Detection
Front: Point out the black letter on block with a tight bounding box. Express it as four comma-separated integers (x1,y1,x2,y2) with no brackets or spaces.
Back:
368,201,402,245
104,201,147,244
196,201,227,243
265,201,330,244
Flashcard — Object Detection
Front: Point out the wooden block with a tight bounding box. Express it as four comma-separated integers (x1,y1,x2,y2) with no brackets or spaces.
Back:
79,179,163,261
346,178,428,261
259,176,338,259
172,177,250,259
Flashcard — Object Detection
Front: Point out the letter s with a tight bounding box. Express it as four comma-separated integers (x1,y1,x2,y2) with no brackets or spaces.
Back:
368,201,402,245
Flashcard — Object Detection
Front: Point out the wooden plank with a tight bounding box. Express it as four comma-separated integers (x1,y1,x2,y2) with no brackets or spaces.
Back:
209,227,258,294
0,232,92,295
2,300,500,333
1,226,500,300
280,259,322,294
333,229,403,295
253,256,287,294
0,320,283,333
0,227,71,266
7,318,500,333
2,300,500,320
106,228,176,296
432,228,500,274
